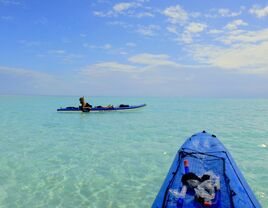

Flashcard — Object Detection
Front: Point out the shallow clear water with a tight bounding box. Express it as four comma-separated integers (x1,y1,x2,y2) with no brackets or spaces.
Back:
0,96,267,207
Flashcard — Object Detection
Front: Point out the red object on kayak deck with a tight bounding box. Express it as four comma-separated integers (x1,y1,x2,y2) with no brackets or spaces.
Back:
184,160,189,173
184,160,189,167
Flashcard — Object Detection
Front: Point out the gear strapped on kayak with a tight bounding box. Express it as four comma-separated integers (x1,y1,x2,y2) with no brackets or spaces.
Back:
57,104,146,112
152,132,261,208
166,151,231,208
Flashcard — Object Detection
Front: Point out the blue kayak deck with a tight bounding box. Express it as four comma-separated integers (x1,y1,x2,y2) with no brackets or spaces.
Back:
152,132,261,208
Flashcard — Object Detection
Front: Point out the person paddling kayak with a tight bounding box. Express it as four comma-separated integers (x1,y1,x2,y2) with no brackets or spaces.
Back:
79,97,92,112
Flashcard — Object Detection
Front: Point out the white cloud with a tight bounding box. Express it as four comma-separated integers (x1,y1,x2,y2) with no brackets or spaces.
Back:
136,24,160,36
93,1,151,18
224,19,248,30
80,53,189,77
208,29,223,34
166,25,178,34
83,43,112,50
175,22,207,44
190,12,201,18
129,53,178,66
218,28,268,44
179,33,193,44
93,11,114,17
204,8,243,18
186,22,207,33
189,40,268,74
83,43,129,56
80,62,138,75
250,5,268,18
113,2,139,12
218,8,242,17
202,28,268,73
163,5,188,24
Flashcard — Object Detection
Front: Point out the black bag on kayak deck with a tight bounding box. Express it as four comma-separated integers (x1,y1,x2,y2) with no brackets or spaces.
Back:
119,104,129,108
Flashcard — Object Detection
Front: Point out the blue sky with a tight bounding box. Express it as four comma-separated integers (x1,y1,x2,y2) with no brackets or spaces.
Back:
1,0,268,97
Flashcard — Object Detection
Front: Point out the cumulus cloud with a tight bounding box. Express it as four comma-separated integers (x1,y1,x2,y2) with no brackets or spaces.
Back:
188,26,268,74
166,25,178,34
163,5,188,24
113,2,139,12
203,8,243,18
218,8,242,17
186,22,207,33
93,1,152,18
188,39,268,74
185,25,268,74
218,28,268,44
250,5,268,18
80,53,187,77
176,22,207,44
224,19,248,30
178,34,194,44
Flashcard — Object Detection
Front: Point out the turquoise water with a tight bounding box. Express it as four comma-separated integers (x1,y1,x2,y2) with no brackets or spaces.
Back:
0,96,267,207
